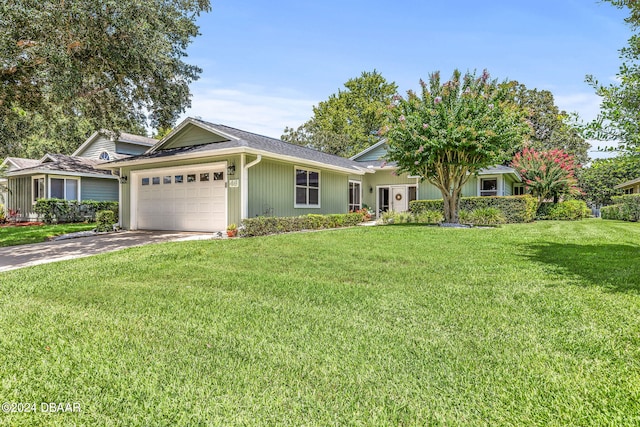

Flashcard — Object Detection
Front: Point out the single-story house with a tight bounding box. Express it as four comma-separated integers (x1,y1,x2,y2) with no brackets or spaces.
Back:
615,177,640,194
2,131,157,220
98,117,523,232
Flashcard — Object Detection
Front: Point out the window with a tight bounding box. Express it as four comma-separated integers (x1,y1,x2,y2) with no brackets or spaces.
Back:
163,176,172,184
50,177,78,200
480,178,498,197
408,186,417,202
187,174,196,182
213,172,224,181
33,177,45,202
152,177,160,185
175,175,183,183
99,151,110,161
624,188,635,194
200,173,210,182
349,181,361,211
141,177,150,186
513,185,526,196
295,168,320,207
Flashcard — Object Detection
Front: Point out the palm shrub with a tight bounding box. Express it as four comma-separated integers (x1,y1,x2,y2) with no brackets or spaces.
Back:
468,207,506,225
415,210,444,224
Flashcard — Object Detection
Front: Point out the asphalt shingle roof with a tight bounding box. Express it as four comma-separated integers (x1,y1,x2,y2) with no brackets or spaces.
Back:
8,154,113,177
105,119,367,172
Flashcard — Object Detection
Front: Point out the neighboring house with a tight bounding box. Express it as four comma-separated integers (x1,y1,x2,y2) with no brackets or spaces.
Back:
615,177,640,195
98,117,523,232
2,131,157,221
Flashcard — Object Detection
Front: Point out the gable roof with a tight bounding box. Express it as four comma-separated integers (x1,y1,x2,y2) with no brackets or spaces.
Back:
72,130,157,157
615,176,640,189
101,118,370,175
1,157,41,170
6,154,114,179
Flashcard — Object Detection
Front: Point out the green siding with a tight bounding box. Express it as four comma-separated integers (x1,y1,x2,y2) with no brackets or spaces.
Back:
81,177,118,201
7,176,36,220
361,170,420,212
116,142,149,156
247,159,348,217
353,143,387,161
163,126,227,150
77,136,115,159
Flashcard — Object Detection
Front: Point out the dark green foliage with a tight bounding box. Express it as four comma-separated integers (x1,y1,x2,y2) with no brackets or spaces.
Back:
282,70,397,157
0,0,210,157
241,213,363,237
34,199,118,224
609,194,640,221
95,210,117,232
410,195,537,223
578,154,640,206
466,207,506,225
537,200,591,220
601,204,622,220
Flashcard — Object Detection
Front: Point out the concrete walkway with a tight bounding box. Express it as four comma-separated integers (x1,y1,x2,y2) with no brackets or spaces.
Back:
0,230,217,273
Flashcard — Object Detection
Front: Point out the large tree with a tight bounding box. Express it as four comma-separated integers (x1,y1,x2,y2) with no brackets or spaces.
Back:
282,70,397,158
586,0,640,153
578,154,640,206
384,70,530,223
513,84,589,164
0,0,210,157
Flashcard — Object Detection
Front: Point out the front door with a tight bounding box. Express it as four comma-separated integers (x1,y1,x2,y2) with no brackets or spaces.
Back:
391,186,407,212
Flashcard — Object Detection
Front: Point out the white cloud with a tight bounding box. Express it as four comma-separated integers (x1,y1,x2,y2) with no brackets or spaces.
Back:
181,85,318,138
553,92,602,122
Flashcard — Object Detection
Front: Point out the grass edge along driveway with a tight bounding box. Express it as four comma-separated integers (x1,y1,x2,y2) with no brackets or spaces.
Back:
0,223,96,247
1,219,639,426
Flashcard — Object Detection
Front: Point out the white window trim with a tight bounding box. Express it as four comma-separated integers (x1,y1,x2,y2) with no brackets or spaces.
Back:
48,175,81,202
294,166,321,208
32,174,46,204
348,180,362,211
478,175,502,197
375,184,419,217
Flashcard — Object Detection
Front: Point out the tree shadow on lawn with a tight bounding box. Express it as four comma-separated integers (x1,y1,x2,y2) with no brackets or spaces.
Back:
522,242,640,293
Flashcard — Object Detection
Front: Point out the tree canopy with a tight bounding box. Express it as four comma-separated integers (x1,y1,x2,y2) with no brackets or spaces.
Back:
0,0,210,157
282,70,397,158
384,69,531,223
586,0,640,154
578,154,640,205
513,84,589,164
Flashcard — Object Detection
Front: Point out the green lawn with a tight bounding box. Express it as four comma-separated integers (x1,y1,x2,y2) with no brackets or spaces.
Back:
0,223,96,247
1,219,639,426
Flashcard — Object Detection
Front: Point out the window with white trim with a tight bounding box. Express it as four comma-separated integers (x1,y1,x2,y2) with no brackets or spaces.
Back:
295,168,320,207
348,181,361,211
480,178,498,197
33,177,45,202
513,185,526,196
50,177,78,200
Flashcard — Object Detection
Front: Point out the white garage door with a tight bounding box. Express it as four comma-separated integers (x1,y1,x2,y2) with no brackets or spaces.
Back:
135,164,226,232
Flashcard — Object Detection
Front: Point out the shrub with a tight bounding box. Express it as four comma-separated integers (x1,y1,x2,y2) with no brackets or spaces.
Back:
601,204,622,220
612,194,640,221
546,200,591,221
415,210,443,224
468,207,506,225
95,210,117,232
0,204,5,223
410,195,536,223
34,199,118,223
458,210,472,224
241,213,362,237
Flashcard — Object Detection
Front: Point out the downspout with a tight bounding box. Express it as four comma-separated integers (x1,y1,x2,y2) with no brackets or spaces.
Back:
241,154,262,219
118,167,123,228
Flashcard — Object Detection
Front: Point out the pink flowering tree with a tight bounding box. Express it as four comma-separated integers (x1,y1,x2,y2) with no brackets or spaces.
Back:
511,148,580,208
384,69,531,223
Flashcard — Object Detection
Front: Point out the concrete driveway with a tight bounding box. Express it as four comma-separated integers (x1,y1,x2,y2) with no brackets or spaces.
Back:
0,230,217,273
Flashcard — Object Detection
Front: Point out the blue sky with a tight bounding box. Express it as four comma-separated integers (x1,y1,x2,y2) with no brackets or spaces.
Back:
182,1,632,157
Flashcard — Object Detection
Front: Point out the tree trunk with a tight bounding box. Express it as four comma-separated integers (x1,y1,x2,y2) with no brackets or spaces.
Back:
441,191,460,223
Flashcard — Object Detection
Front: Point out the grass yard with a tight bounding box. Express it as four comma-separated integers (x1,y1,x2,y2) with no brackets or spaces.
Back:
0,223,96,247
1,219,639,426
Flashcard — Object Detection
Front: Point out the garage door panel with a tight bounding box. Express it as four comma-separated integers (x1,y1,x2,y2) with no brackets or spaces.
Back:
136,166,226,232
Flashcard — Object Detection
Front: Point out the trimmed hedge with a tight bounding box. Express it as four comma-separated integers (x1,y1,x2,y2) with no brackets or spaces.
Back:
601,205,622,220
602,194,640,221
95,210,118,232
537,200,591,221
34,199,118,224
410,195,537,223
241,213,363,237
